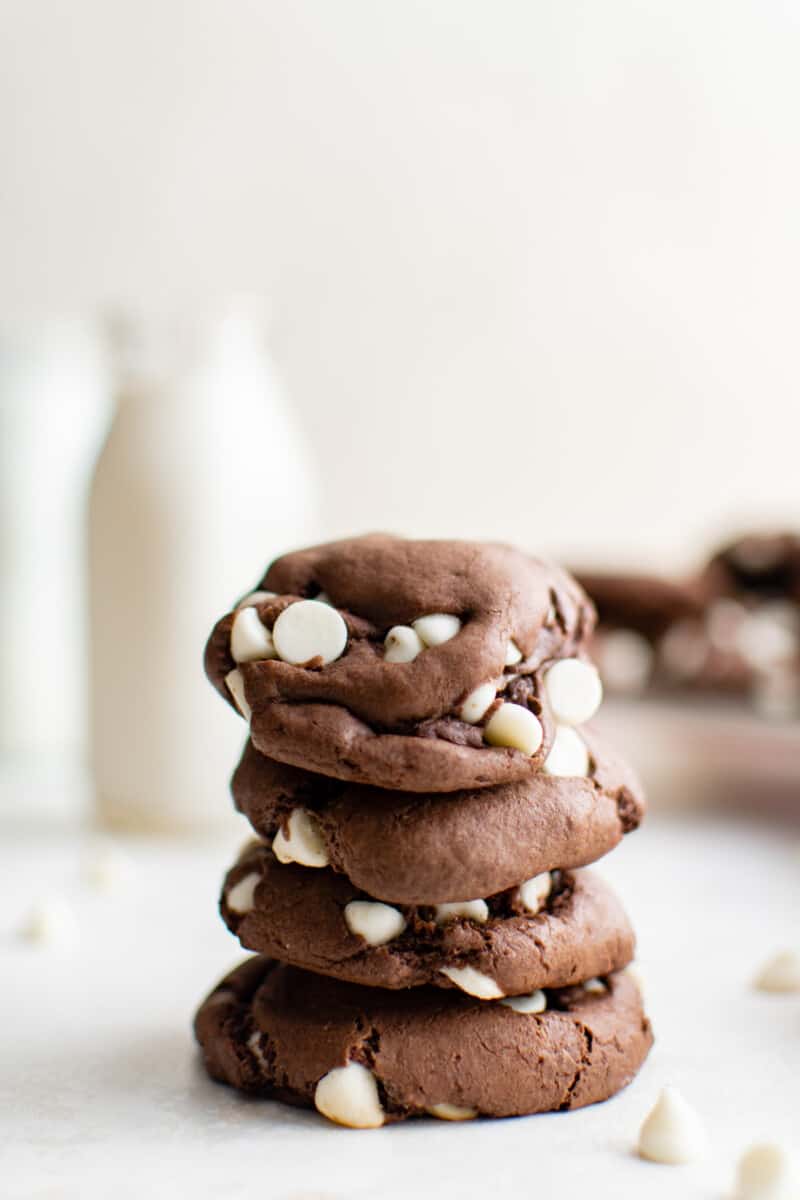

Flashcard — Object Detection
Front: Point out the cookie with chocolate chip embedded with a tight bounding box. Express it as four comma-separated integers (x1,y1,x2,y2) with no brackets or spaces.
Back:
220,843,635,997
194,957,652,1125
230,731,644,905
204,535,600,791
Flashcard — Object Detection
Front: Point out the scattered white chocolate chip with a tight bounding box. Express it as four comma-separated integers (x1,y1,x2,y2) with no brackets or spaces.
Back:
543,724,590,777
434,899,489,925
754,950,800,993
659,619,708,681
19,898,79,948
505,639,523,666
544,658,603,725
439,965,504,1000
226,871,260,915
82,843,132,891
344,900,406,946
517,872,552,914
314,1062,385,1129
272,599,348,666
637,1086,707,1165
384,625,425,664
459,682,496,724
426,1103,478,1121
412,613,461,647
225,668,251,721
583,977,607,994
272,809,329,868
735,1143,796,1200
484,702,543,756
501,990,547,1014
236,590,277,609
598,629,654,694
230,606,276,664
738,607,798,669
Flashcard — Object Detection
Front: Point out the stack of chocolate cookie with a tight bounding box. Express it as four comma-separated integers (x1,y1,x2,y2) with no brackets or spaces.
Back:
195,536,652,1127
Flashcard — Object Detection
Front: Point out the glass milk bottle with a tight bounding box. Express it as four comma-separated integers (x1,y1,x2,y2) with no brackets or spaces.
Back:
89,305,318,832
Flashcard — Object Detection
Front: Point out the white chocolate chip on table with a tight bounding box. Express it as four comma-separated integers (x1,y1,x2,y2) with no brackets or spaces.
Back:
483,702,543,756
434,899,489,924
226,871,260,915
344,900,406,946
637,1086,707,1165
754,950,800,993
544,658,603,725
19,897,79,949
82,843,132,891
314,1062,385,1129
543,725,589,777
272,809,330,868
225,668,251,721
272,599,348,666
230,606,276,663
412,613,462,647
439,965,504,1000
735,1143,797,1200
383,625,425,663
426,1103,478,1121
500,990,547,1014
459,682,496,724
517,872,552,914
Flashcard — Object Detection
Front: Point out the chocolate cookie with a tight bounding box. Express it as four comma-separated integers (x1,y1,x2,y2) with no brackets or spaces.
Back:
231,733,644,904
701,532,800,603
205,535,601,791
220,845,635,997
194,957,652,1125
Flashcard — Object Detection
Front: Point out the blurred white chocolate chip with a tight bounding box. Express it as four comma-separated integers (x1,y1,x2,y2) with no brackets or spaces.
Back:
384,625,425,664
272,809,329,868
314,1062,384,1129
583,977,607,994
439,965,504,1000
230,607,276,664
501,990,547,1014
236,590,277,609
82,843,132,891
753,666,800,721
459,682,496,724
483,702,543,756
224,668,251,721
505,639,523,666
517,872,552,914
226,871,260,915
598,629,654,694
272,599,348,666
544,725,589,777
19,897,79,949
754,950,800,993
344,900,406,946
738,606,798,669
706,598,748,652
412,613,461,647
544,658,603,725
426,1103,478,1121
659,619,708,681
434,899,489,925
735,1143,796,1200
637,1086,706,1164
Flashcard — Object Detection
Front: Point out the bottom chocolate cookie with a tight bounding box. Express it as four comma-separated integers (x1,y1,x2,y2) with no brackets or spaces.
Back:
194,957,653,1126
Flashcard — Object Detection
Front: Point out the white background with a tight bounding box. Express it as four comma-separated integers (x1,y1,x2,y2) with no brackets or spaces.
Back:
2,0,800,565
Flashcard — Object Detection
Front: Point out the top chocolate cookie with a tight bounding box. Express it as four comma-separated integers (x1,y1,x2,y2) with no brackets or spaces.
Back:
205,535,600,791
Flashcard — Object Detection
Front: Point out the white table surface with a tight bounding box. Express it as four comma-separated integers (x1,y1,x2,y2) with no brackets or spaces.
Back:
3,804,799,1200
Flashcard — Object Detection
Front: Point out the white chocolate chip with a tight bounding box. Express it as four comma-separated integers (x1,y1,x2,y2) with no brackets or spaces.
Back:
517,872,552,914
737,607,798,669
544,725,590,777
82,843,132,891
459,682,496,724
412,613,461,647
484,702,543,756
344,900,406,946
236,590,277,609
314,1062,384,1129
583,977,607,994
226,871,260,915
272,809,329,868
659,619,708,680
706,598,748,653
225,668,251,721
637,1086,707,1165
754,950,800,993
426,1103,478,1121
230,607,276,664
598,629,654,694
544,658,603,725
19,898,79,948
505,639,523,666
735,1143,796,1200
384,625,425,663
501,990,547,1014
439,965,504,1000
272,599,348,666
247,1030,271,1074
434,899,489,925
753,666,800,721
